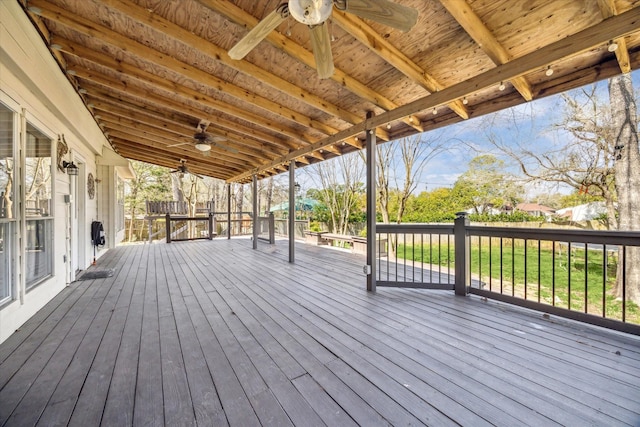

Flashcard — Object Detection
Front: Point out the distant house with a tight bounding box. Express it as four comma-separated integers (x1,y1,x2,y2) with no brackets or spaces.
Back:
555,202,608,221
515,203,555,218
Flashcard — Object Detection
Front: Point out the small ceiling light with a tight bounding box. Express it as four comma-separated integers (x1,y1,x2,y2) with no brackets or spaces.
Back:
354,136,359,142
545,66,554,76
63,161,79,176
462,97,468,105
608,40,619,52
498,82,506,91
409,117,414,123
195,142,211,152
432,107,437,115
78,88,88,94
369,129,374,135
386,123,391,129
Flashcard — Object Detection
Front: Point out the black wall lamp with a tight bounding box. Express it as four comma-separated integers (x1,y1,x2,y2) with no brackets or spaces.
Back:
63,161,79,176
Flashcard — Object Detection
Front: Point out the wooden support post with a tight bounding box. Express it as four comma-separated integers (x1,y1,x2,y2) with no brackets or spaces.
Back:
165,213,171,243
252,175,258,250
289,160,295,263
148,218,152,243
208,212,213,240
366,111,376,292
454,211,470,296
269,212,275,244
227,183,232,239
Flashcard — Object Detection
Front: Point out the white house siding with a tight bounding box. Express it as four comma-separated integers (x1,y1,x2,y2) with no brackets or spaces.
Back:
0,1,129,344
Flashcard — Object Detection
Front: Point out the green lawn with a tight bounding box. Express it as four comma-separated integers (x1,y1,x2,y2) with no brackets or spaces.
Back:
396,239,639,324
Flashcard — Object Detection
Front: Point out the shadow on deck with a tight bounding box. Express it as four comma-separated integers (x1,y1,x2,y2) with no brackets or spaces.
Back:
1,238,639,426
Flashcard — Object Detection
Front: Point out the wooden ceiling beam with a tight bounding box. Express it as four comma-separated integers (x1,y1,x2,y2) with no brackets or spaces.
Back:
111,138,241,177
228,6,640,182
86,94,296,153
104,127,254,169
52,37,320,148
201,0,417,134
30,1,341,139
96,110,287,159
597,0,632,73
98,114,273,162
110,140,244,176
75,73,310,158
64,0,363,128
438,0,534,101
332,10,469,121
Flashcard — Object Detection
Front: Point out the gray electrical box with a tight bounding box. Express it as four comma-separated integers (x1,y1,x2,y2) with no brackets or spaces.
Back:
64,194,73,204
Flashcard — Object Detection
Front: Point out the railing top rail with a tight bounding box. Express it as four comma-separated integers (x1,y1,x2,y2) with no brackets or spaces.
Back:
376,223,455,234
468,225,640,245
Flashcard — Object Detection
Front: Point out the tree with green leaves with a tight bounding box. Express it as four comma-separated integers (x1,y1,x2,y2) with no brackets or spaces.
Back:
453,155,523,214
125,161,172,241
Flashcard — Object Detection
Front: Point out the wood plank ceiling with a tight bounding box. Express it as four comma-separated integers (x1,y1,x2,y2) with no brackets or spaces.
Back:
20,0,640,182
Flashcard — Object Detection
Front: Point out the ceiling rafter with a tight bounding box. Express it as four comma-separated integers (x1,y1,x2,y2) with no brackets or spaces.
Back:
438,0,533,101
200,0,421,133
70,65,315,148
63,0,369,129
597,0,631,73
97,113,272,162
96,110,287,159
29,1,344,140
332,9,469,120
69,71,281,160
228,6,640,182
104,127,255,169
85,93,297,153
111,139,243,177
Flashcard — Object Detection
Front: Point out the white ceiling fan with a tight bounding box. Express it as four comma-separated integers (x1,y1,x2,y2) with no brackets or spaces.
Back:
228,0,418,79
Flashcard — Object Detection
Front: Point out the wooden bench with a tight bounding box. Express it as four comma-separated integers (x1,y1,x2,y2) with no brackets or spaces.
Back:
321,233,354,246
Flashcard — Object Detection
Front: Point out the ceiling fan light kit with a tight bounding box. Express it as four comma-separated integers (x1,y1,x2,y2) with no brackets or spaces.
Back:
289,0,333,25
195,142,212,151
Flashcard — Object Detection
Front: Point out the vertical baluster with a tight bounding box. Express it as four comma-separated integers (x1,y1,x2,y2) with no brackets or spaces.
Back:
603,244,607,318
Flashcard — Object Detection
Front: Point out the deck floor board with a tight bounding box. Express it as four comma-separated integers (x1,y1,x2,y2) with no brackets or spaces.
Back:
1,238,639,426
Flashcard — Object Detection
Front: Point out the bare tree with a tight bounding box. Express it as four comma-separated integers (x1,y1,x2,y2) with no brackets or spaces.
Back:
307,153,365,236
372,134,446,224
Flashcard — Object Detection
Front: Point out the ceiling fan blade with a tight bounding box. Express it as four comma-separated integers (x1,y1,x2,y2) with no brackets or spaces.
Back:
228,5,288,60
343,0,418,32
309,23,334,79
167,141,189,148
212,141,239,154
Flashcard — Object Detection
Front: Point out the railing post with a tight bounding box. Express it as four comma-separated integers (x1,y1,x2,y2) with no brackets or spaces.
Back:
208,213,214,240
252,175,258,249
148,218,152,243
227,183,232,239
269,212,275,244
165,213,171,243
454,211,469,295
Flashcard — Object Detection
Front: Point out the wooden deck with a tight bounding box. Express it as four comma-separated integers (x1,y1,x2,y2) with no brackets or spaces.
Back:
1,238,639,426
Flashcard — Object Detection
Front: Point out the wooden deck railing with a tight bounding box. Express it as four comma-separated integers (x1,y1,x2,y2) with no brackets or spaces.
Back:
377,213,640,335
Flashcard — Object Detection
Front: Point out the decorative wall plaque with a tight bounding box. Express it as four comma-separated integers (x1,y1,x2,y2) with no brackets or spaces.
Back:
87,172,95,199
56,135,69,172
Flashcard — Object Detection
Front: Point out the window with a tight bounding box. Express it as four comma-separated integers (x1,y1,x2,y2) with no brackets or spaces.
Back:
0,104,15,304
25,123,53,289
